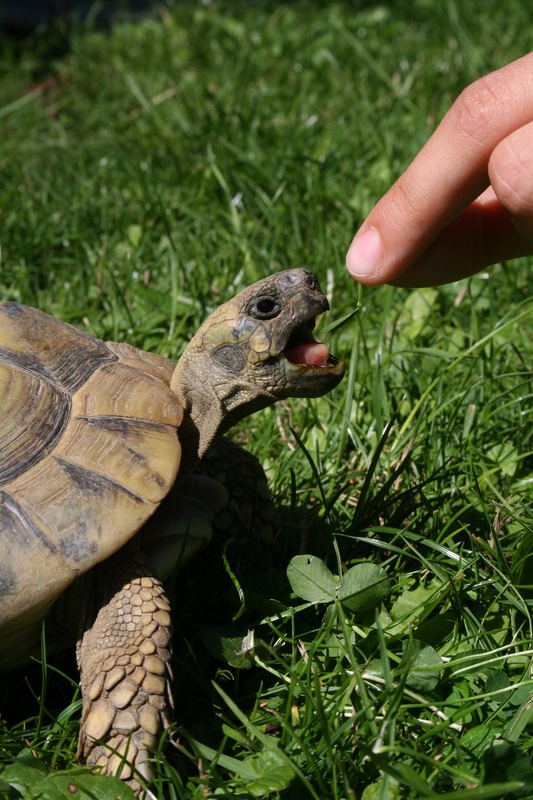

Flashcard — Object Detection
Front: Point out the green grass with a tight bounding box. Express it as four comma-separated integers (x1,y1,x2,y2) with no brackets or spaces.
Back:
1,1,533,798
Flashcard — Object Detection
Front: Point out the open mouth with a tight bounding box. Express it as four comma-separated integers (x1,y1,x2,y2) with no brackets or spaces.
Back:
283,317,340,369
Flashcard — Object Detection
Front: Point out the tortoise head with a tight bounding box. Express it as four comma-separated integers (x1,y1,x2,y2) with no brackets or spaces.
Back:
171,268,344,459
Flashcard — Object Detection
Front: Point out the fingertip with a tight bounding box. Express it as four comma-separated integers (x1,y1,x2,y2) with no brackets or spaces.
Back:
346,226,384,283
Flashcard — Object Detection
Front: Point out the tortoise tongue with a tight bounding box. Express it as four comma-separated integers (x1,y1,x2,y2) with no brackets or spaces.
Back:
285,342,331,366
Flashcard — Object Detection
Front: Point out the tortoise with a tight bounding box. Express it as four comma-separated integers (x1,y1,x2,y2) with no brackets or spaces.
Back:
0,268,343,793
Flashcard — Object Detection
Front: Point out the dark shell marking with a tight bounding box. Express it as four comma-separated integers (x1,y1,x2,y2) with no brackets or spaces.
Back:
56,457,146,504
0,490,58,555
0,366,72,486
0,564,16,596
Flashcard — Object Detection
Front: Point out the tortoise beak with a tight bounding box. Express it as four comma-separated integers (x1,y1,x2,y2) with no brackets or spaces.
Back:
277,294,345,396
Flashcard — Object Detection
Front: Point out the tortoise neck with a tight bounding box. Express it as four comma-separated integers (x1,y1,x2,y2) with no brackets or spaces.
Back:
177,403,222,469
170,344,272,465
171,353,225,464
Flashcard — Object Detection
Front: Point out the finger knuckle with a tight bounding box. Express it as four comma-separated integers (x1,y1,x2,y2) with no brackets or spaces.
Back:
450,75,512,144
490,138,533,216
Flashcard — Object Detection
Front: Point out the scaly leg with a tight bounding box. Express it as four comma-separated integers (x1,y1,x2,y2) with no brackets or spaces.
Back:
76,548,172,792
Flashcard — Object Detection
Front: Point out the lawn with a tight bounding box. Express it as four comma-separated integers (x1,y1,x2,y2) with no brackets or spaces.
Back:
0,1,532,798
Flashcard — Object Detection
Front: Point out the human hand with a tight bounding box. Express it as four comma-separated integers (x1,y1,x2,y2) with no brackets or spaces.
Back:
346,51,533,287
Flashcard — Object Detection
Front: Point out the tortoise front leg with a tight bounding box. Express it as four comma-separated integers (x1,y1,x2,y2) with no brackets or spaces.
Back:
76,547,172,793
198,437,275,570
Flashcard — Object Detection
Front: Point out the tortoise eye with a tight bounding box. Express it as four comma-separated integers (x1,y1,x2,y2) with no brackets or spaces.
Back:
303,271,319,290
248,295,281,320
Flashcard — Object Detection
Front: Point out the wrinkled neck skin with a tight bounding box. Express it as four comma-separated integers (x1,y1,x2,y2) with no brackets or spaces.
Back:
171,349,272,474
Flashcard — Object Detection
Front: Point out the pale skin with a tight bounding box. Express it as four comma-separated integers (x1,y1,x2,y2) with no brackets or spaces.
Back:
346,51,533,287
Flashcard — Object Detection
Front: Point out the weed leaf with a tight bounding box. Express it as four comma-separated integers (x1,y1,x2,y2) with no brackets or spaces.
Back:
1,750,136,799
242,748,295,796
338,563,391,612
401,639,442,692
286,555,336,603
482,740,533,796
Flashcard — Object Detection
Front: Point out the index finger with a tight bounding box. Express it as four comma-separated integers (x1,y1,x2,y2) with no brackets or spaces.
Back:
346,51,533,284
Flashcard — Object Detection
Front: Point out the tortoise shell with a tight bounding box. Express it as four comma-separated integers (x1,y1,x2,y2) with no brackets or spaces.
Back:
0,302,183,637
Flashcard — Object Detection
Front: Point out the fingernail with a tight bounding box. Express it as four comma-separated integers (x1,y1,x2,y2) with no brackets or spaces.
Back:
346,227,383,280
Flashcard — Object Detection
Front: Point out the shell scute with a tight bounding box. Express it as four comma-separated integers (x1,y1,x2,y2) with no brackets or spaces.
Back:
71,362,182,429
0,303,116,392
55,416,181,503
105,342,176,385
0,362,71,485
